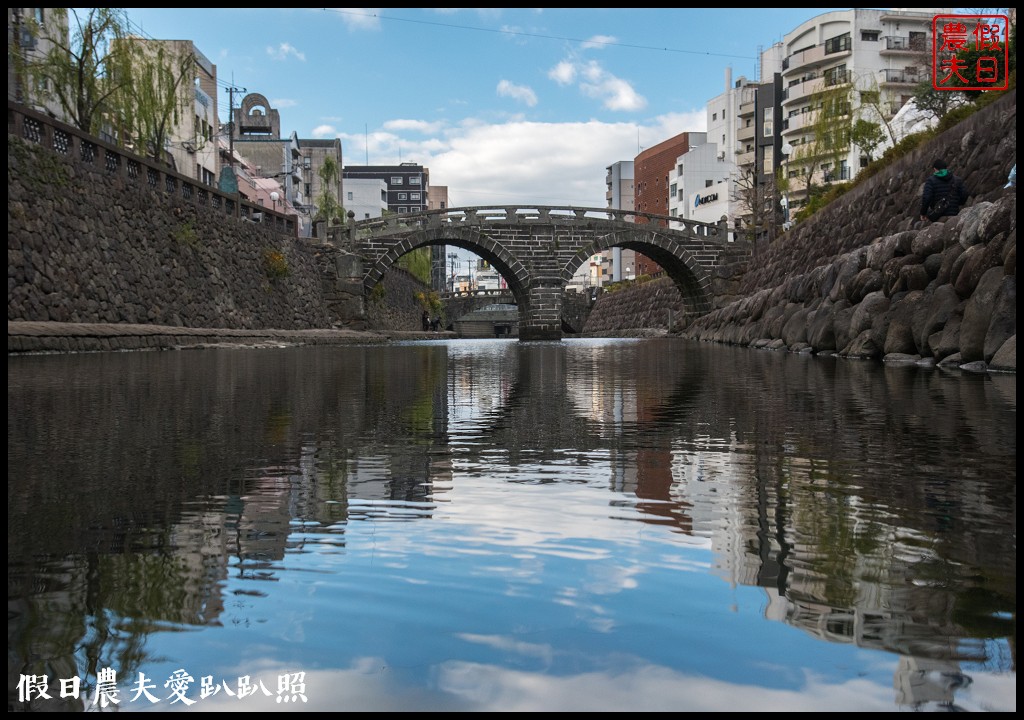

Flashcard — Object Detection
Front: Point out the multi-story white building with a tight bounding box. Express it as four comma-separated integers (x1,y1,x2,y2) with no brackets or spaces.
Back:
668,140,734,230
344,178,388,220
605,160,636,282
777,8,949,205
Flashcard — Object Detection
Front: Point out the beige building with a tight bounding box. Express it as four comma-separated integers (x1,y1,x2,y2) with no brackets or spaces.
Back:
231,92,342,236
7,8,71,122
123,37,220,186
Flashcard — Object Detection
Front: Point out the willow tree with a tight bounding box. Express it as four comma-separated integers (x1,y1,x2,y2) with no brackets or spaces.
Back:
315,155,345,224
15,8,135,135
115,40,194,163
790,81,852,201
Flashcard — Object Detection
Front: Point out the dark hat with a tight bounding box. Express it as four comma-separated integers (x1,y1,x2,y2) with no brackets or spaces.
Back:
933,159,948,170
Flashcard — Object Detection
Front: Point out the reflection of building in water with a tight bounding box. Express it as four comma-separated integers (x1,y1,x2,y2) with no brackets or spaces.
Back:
894,656,972,710
669,445,757,585
661,441,999,682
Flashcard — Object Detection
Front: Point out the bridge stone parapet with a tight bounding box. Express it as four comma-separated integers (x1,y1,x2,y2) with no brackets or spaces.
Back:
322,206,748,340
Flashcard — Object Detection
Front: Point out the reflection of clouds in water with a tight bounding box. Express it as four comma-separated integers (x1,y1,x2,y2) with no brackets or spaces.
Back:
125,653,1017,712
457,633,554,664
437,660,896,711
191,655,1014,712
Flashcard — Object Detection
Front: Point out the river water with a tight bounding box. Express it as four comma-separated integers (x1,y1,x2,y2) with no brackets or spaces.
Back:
7,338,1016,711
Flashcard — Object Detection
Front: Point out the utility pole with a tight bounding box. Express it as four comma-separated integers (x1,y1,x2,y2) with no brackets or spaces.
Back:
218,83,246,195
448,252,459,293
226,84,246,167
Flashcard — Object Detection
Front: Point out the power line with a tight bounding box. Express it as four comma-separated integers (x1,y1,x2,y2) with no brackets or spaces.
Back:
322,9,757,61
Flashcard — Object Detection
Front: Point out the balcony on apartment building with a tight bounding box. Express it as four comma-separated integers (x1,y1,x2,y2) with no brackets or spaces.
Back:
737,123,756,143
783,111,813,134
879,68,921,87
783,74,825,105
881,35,928,55
738,99,756,118
786,163,852,203
782,33,851,75
735,149,755,167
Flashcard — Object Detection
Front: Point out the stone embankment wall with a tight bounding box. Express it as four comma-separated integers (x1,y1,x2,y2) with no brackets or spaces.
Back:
9,136,330,329
582,277,688,336
365,267,432,331
8,133,427,332
592,91,1017,372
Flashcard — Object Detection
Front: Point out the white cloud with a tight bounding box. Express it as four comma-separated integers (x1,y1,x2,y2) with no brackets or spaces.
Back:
578,60,645,112
340,111,707,208
496,80,538,107
581,75,646,112
411,119,651,207
333,7,382,30
548,59,645,112
311,124,339,139
266,42,306,62
581,34,616,50
548,61,576,86
271,98,298,108
382,118,446,134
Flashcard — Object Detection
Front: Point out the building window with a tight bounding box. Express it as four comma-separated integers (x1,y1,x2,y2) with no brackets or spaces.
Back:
34,8,44,23
712,112,717,121
763,121,773,137
304,183,311,198
398,207,407,213
824,64,848,86
705,179,713,187
347,191,353,201
410,192,420,200
409,176,421,185
303,156,311,169
398,193,407,200
824,32,851,55
391,177,403,184
763,150,773,174
861,30,879,42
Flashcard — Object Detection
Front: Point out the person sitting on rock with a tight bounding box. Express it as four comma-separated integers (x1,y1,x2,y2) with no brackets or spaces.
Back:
920,158,968,222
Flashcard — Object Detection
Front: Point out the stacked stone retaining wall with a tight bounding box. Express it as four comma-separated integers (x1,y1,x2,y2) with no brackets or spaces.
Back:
589,91,1016,372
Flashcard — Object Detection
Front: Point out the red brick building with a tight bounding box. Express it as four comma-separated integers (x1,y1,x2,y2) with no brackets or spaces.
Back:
633,132,697,276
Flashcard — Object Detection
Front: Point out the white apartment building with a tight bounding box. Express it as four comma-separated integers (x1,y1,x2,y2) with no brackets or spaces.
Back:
777,8,950,203
345,178,388,220
669,140,733,229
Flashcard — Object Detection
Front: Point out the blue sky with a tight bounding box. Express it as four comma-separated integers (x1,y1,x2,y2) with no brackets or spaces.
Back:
118,8,850,208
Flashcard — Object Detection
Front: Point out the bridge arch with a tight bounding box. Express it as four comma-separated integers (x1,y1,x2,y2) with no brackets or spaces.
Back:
343,206,741,340
363,226,531,301
564,228,714,316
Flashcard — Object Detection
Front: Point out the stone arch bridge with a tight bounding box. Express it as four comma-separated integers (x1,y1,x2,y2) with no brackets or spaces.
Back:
322,206,749,340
